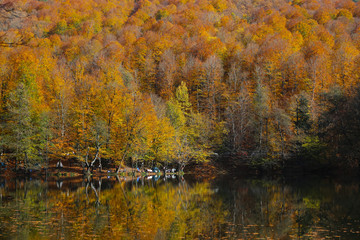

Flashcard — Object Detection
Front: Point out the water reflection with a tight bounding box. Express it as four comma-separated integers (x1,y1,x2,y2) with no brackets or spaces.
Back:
0,175,360,239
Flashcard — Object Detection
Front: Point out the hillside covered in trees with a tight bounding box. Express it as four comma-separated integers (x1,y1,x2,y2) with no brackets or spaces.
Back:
1,0,360,173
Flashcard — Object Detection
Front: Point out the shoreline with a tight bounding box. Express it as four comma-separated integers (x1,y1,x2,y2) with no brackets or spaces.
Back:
0,165,183,180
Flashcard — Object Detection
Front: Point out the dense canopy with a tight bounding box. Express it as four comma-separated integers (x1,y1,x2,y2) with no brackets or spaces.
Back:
1,0,360,172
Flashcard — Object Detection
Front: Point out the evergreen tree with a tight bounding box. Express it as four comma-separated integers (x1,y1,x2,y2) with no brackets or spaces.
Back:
293,93,312,136
6,83,34,170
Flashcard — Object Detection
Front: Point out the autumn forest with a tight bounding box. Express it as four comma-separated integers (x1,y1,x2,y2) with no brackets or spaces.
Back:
1,0,360,174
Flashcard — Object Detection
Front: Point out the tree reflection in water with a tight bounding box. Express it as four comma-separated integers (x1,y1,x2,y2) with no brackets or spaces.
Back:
0,175,360,239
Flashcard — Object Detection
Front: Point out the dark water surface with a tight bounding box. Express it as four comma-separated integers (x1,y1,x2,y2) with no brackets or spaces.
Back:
0,174,360,239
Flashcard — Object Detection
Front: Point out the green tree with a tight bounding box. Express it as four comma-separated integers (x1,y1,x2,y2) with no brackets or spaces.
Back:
6,83,47,170
293,93,312,136
167,82,211,171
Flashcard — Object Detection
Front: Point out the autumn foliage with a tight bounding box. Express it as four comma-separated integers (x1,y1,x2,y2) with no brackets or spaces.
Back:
1,0,360,172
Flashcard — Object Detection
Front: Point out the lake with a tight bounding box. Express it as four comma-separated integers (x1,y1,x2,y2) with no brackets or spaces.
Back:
0,174,360,239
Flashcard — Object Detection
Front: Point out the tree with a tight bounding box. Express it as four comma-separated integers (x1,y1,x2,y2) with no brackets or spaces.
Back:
252,70,271,158
5,83,48,171
158,50,177,100
203,55,224,120
167,82,211,171
292,92,312,137
82,117,109,175
114,92,152,173
225,88,252,154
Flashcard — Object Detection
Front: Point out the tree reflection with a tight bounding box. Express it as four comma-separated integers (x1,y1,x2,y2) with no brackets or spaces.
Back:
0,176,228,239
0,176,360,239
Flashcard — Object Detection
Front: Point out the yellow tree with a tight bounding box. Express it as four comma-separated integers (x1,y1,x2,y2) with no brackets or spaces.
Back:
167,82,211,171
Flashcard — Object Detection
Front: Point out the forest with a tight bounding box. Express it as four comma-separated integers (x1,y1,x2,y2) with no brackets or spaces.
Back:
1,0,360,174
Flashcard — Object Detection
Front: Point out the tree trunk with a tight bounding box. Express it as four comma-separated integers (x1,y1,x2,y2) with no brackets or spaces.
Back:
98,158,102,172
116,143,129,173
24,152,28,171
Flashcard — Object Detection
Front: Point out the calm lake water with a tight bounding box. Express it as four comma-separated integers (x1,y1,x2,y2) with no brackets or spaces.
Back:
0,174,360,239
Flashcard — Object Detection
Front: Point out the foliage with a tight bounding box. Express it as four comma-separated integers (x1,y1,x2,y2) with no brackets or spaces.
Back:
1,0,360,171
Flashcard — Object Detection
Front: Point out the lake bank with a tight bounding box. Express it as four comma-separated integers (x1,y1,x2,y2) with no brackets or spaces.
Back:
0,163,184,182
1,157,359,182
